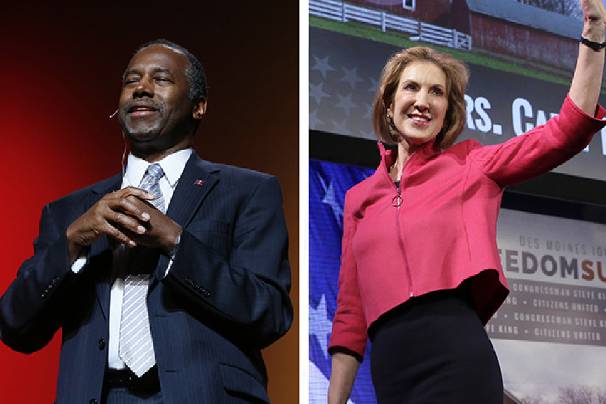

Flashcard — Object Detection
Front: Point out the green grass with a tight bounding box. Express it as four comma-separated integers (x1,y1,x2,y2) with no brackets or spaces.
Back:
310,15,573,87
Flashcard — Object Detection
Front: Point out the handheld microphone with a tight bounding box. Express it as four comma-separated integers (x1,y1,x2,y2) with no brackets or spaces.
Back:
109,109,119,119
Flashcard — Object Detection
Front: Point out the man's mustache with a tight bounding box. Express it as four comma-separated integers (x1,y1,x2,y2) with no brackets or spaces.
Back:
122,99,165,115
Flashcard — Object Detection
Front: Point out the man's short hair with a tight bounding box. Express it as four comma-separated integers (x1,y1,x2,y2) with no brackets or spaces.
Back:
134,39,208,101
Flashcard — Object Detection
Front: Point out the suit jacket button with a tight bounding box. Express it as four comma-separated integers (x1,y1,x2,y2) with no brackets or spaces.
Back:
89,399,98,404
98,338,106,350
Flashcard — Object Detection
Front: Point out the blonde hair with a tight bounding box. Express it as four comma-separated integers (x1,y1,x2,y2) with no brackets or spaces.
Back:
372,46,469,148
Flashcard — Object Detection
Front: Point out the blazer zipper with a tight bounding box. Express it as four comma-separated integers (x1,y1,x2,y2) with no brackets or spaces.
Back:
390,158,415,299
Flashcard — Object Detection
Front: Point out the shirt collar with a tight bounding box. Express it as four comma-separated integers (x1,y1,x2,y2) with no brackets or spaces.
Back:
124,148,193,188
377,140,442,176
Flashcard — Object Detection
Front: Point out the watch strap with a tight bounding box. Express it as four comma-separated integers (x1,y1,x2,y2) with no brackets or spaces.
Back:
580,36,606,51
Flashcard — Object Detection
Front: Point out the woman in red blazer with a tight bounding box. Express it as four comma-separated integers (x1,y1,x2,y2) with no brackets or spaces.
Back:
327,1,606,403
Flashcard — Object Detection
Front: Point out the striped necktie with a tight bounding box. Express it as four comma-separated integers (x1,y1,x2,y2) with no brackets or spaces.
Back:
119,163,165,377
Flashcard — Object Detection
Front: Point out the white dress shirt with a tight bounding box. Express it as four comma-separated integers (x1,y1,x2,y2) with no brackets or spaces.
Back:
72,148,192,370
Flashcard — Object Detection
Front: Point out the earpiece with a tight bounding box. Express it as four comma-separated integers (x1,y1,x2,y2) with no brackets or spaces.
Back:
109,109,119,119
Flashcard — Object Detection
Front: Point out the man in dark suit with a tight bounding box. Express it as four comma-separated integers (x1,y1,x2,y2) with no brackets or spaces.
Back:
0,39,293,404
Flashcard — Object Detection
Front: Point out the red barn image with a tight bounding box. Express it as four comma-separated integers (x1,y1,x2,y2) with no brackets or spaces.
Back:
311,0,583,72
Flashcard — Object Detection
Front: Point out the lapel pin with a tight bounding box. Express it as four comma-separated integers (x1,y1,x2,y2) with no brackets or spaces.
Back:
194,179,205,187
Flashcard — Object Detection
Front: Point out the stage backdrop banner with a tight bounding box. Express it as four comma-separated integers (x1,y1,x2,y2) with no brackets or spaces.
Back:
310,26,606,182
493,209,606,403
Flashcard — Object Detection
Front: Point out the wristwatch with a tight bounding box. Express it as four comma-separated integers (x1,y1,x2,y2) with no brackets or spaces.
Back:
580,36,606,51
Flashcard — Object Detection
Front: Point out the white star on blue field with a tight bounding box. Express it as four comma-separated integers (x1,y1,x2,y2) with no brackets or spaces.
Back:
340,66,364,89
335,93,357,116
311,55,336,78
310,81,331,105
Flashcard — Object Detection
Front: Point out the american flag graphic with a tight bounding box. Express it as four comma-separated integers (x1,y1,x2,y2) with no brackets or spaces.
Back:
309,159,376,403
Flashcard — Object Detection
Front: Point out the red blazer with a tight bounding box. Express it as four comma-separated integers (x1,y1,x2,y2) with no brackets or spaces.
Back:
328,96,606,358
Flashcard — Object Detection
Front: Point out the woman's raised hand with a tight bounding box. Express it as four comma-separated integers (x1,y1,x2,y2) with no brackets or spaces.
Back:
581,0,606,40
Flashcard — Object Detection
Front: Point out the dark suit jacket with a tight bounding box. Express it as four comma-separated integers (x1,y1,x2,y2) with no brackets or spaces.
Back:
0,153,293,403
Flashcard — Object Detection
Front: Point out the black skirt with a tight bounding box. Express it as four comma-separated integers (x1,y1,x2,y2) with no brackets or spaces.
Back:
369,288,503,404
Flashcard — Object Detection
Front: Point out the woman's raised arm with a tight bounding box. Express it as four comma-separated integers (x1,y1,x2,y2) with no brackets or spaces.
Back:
569,0,606,114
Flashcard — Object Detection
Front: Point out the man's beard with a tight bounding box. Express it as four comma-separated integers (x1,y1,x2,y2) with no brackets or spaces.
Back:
123,120,163,142
118,98,166,142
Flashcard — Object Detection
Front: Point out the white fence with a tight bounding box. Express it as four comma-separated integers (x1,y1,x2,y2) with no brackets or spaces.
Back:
309,0,472,50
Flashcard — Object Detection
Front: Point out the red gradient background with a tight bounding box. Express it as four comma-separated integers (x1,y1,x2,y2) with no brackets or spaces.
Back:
0,3,298,403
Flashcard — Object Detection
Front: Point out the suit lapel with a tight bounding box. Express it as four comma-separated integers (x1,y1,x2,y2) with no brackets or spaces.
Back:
87,174,122,320
166,153,220,228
